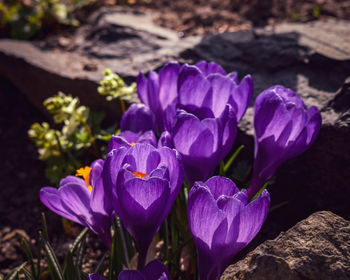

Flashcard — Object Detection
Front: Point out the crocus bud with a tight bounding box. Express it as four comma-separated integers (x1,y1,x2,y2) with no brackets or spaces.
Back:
247,86,322,199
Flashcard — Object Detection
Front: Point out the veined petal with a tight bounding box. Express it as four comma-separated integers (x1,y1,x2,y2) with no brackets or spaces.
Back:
172,110,214,156
188,184,226,249
205,176,239,199
158,62,181,110
123,143,160,174
178,65,211,109
102,147,129,199
117,177,170,224
195,61,227,76
40,187,87,226
206,74,237,118
231,74,253,121
121,104,156,133
236,190,270,248
137,72,149,106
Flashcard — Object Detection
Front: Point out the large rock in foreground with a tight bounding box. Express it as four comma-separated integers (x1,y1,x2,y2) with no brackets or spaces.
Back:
221,211,350,280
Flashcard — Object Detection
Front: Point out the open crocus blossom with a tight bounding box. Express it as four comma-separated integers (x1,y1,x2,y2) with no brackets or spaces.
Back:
188,176,270,280
247,85,322,199
88,260,170,280
39,160,113,246
108,130,157,152
177,64,253,122
104,143,183,269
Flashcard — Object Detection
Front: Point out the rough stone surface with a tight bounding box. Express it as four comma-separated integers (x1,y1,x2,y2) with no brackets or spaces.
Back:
221,211,350,280
0,9,349,118
0,6,198,116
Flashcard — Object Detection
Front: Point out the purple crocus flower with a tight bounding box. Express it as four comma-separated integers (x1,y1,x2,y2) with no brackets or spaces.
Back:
121,103,156,133
247,86,322,199
170,106,237,185
136,61,234,133
40,160,113,246
103,143,183,269
108,131,157,152
177,64,253,122
137,62,182,131
88,260,170,280
188,176,270,280
165,63,253,185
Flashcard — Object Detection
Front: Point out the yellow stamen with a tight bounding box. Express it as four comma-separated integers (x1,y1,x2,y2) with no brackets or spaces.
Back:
133,171,147,178
75,166,92,192
130,142,135,146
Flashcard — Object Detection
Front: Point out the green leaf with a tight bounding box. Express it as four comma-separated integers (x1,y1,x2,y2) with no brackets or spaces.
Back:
21,268,34,280
41,213,49,241
22,238,36,277
75,236,86,279
4,262,27,280
224,145,244,174
62,251,76,280
93,252,108,274
41,237,64,280
70,228,88,254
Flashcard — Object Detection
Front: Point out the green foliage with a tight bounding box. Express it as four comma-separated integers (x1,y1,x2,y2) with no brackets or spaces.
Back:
312,4,321,19
28,91,116,184
0,0,89,40
98,68,137,102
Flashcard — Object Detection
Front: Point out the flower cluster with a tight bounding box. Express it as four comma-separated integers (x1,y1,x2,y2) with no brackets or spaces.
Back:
39,61,321,280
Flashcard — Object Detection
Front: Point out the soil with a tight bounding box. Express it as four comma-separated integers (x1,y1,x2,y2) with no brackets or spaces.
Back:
132,0,350,37
1,0,350,277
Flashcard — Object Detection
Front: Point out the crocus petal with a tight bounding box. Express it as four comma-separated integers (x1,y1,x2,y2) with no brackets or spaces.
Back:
188,184,226,248
90,159,114,217
108,131,157,152
195,61,227,76
172,110,214,156
122,143,161,175
88,274,106,280
172,106,236,184
40,187,87,226
117,175,170,254
231,74,253,121
235,190,270,252
118,271,144,280
158,131,173,148
103,147,129,201
142,260,170,280
58,182,93,225
205,176,239,199
121,103,156,133
178,65,211,109
158,62,181,110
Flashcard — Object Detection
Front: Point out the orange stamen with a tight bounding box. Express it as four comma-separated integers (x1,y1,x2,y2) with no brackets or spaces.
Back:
133,171,147,178
75,166,92,191
130,142,136,146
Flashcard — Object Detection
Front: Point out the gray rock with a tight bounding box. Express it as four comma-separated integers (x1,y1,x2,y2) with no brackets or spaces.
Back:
0,6,197,116
0,8,349,118
221,211,350,280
